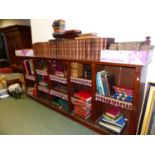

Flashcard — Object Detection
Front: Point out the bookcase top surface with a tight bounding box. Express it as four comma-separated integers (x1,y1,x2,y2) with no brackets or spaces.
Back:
17,55,143,68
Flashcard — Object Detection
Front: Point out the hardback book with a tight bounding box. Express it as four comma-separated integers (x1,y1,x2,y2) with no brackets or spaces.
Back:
74,90,92,102
104,73,115,96
98,120,125,134
105,107,120,118
102,115,127,128
113,86,133,94
96,70,107,96
102,114,123,122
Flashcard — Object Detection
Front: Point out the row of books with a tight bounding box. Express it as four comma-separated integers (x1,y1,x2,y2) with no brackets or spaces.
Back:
23,59,34,75
109,36,151,51
36,59,47,71
96,107,127,134
33,37,114,60
95,94,132,110
112,86,133,103
96,70,115,97
51,61,66,77
72,90,92,119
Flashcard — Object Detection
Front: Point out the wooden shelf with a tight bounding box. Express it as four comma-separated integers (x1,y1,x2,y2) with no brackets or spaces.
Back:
25,74,36,81
71,77,92,86
18,56,143,67
36,69,48,76
95,94,132,110
49,74,67,84
50,89,68,101
38,86,49,94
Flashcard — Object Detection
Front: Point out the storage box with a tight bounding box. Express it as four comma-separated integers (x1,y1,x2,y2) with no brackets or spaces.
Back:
15,49,34,57
100,50,151,65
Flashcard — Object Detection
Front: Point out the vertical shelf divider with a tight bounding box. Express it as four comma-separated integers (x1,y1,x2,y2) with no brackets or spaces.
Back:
66,61,73,113
129,66,142,134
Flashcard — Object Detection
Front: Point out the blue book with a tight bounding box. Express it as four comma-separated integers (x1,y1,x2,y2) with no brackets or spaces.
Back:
96,70,107,95
96,73,104,95
101,115,127,128
116,117,127,127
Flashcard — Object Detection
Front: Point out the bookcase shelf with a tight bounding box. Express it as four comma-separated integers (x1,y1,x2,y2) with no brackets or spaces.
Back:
20,54,145,135
38,85,49,94
25,75,36,81
36,69,48,76
50,89,68,101
71,77,92,87
95,94,132,110
49,74,67,84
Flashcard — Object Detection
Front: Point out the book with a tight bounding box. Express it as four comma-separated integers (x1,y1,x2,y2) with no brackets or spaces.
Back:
102,115,127,128
105,107,120,118
74,90,92,102
98,121,125,134
102,114,123,122
104,73,115,96
96,70,107,95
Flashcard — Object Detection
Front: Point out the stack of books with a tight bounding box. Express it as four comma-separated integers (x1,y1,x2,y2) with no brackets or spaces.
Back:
51,97,68,112
97,107,127,134
72,90,92,119
52,19,65,35
37,74,48,89
57,98,68,112
112,86,133,103
0,89,9,99
96,70,115,96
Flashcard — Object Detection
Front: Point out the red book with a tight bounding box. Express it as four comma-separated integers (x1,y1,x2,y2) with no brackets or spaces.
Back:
74,90,92,102
105,107,120,118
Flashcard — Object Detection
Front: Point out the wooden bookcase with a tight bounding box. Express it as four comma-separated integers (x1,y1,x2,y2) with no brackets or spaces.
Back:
20,55,146,135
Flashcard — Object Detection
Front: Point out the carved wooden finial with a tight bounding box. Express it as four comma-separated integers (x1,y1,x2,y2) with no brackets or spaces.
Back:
145,36,151,45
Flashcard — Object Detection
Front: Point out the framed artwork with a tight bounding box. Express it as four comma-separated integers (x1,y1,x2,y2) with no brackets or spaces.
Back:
137,82,155,135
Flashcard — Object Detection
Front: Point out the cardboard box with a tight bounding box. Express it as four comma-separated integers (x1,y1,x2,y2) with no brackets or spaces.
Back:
15,49,34,57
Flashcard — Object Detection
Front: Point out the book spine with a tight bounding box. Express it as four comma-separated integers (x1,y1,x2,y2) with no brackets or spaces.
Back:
29,59,34,75
96,72,105,95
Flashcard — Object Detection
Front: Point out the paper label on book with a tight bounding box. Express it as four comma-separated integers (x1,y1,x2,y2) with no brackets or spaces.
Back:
100,50,148,65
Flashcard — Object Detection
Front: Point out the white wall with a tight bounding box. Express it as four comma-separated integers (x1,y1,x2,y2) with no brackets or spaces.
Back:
30,0,155,83
0,19,30,28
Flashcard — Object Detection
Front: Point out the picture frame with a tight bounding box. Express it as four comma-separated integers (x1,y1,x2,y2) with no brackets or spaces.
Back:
137,82,155,135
